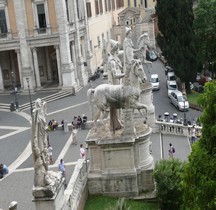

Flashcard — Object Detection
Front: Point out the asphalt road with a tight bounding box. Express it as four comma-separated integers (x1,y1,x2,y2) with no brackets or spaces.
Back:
0,59,202,209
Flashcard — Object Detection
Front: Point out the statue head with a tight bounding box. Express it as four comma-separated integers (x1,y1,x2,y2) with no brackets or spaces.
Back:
109,39,119,55
125,27,132,37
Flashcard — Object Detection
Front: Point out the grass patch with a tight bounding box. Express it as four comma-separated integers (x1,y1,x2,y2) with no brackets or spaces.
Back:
84,195,158,210
187,90,201,106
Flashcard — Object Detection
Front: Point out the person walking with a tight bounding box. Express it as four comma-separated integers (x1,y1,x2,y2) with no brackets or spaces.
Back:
0,163,9,179
168,143,175,158
48,144,53,164
191,125,196,144
72,127,78,145
80,144,85,158
58,159,66,186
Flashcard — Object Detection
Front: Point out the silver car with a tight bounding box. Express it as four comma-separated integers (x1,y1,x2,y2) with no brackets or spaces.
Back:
170,90,189,111
167,80,178,98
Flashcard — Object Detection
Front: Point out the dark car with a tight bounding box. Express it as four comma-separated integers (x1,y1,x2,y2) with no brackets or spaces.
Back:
165,65,174,75
146,50,157,62
194,84,204,93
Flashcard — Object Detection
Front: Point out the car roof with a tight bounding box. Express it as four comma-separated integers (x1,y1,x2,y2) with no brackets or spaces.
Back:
150,74,158,78
171,90,183,96
168,80,177,85
167,72,175,76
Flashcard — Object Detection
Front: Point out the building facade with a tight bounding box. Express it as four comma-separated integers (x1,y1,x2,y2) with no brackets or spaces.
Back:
0,0,92,92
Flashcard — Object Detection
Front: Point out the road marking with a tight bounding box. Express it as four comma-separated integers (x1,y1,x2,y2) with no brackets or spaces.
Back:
47,101,88,116
0,126,30,140
14,161,78,172
54,132,73,165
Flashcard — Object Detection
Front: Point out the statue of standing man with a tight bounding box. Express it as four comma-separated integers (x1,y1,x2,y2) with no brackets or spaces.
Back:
107,39,125,131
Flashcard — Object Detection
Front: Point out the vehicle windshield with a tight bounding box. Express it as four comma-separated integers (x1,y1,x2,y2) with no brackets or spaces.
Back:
168,75,176,81
177,96,187,102
150,78,158,83
168,85,177,90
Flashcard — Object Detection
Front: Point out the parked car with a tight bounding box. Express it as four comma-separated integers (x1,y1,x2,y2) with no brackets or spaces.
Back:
170,90,189,111
166,72,176,87
167,80,178,98
165,65,174,75
150,74,160,90
194,84,204,93
146,50,157,62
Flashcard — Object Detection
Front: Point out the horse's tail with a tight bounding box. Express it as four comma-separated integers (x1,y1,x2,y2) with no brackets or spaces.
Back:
87,88,95,121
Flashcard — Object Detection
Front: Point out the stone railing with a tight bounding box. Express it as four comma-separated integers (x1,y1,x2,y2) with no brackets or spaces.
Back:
62,159,89,210
155,120,202,137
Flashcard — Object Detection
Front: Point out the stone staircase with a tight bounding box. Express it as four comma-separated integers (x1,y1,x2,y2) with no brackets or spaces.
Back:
0,90,73,111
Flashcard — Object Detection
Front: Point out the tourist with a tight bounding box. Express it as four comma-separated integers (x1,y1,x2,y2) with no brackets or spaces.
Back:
48,144,53,164
51,119,58,130
191,125,196,144
168,143,175,158
72,127,78,145
72,116,77,129
80,144,85,158
58,159,66,185
0,163,9,179
77,115,82,130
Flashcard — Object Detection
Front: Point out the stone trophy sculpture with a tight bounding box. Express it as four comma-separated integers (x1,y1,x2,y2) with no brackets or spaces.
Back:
31,98,62,198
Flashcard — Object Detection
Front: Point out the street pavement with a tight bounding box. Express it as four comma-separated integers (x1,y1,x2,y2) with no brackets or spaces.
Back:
0,60,200,210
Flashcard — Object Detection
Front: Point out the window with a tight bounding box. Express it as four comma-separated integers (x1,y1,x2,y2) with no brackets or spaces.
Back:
144,0,148,8
95,0,99,15
112,0,115,10
37,4,47,33
104,0,108,12
108,0,111,11
0,9,7,36
99,0,103,14
65,0,69,22
134,0,137,7
117,0,124,7
86,2,92,17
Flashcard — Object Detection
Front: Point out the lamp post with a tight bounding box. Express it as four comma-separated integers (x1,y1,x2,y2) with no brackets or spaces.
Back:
26,78,33,115
11,71,19,110
183,99,187,126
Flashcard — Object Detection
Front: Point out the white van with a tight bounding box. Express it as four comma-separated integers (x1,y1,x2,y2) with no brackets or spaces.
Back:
166,72,176,87
150,74,160,90
167,80,178,97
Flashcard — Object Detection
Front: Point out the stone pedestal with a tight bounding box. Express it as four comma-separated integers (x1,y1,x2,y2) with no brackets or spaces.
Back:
86,122,154,197
139,82,156,132
32,178,65,210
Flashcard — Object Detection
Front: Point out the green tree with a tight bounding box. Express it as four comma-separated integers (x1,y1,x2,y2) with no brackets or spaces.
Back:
153,159,186,210
193,0,216,73
156,0,197,91
183,81,216,209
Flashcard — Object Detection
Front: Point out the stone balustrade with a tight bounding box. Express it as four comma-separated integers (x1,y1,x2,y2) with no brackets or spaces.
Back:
155,120,202,137
62,159,89,210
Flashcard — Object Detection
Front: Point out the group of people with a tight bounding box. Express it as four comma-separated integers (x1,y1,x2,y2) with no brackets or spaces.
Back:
48,119,58,131
0,163,9,179
72,114,87,130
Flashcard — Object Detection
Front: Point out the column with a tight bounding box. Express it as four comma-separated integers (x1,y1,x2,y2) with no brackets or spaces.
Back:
0,65,4,91
32,47,41,88
54,0,76,90
13,0,33,90
15,50,23,88
54,45,63,86
83,0,93,76
45,47,52,80
70,42,78,83
72,0,85,86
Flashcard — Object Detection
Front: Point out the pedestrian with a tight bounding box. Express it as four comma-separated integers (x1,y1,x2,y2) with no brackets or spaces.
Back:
77,115,82,130
72,116,77,129
58,159,66,186
168,143,175,158
80,144,85,158
72,127,78,145
0,163,9,179
48,144,53,164
191,125,196,144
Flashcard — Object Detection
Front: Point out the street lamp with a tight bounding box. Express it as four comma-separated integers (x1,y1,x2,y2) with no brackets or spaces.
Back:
26,78,33,115
183,99,187,126
11,71,19,110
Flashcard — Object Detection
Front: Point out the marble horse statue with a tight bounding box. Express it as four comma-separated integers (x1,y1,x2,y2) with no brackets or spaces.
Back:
87,59,147,127
137,33,152,66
